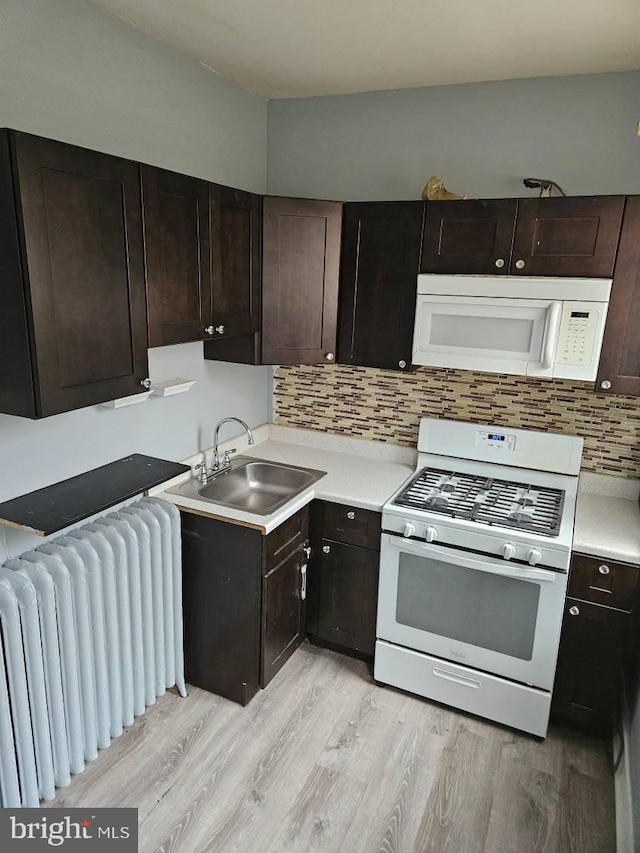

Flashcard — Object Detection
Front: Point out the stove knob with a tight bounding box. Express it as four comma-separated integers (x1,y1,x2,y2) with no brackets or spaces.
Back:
425,526,438,543
402,522,416,538
527,548,542,566
502,543,516,560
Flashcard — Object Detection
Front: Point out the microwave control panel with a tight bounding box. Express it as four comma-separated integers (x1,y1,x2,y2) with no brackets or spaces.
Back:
556,307,599,366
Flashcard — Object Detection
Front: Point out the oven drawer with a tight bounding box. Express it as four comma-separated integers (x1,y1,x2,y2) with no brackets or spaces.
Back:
569,552,640,612
322,502,381,550
374,640,552,737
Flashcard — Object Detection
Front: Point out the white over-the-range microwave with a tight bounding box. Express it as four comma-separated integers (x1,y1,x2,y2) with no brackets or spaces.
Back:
412,275,612,381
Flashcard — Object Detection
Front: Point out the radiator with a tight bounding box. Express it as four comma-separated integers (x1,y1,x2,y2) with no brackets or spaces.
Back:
0,496,186,808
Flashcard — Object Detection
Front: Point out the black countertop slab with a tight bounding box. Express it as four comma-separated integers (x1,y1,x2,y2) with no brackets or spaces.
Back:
0,453,190,536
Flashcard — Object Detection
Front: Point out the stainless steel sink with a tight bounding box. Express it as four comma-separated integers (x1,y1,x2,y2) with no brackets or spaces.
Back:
167,457,326,515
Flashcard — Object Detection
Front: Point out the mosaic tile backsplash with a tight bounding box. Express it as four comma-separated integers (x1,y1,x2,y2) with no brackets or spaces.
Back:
274,364,640,478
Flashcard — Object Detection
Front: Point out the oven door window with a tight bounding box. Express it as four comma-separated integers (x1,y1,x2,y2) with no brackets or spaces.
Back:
396,553,540,660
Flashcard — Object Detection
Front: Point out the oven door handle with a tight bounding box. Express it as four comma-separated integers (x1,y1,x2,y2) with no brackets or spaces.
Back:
384,535,558,583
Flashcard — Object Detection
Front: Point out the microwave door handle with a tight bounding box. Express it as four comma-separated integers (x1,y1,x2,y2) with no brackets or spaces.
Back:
540,301,563,369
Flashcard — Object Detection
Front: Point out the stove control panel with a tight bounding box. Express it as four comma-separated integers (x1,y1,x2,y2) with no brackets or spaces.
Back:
381,513,569,571
475,431,516,452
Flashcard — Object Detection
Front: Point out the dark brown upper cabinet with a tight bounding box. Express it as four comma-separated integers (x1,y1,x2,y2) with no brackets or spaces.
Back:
143,168,261,359
142,165,211,348
512,196,624,277
421,196,624,278
596,196,640,394
421,199,517,275
209,185,262,341
261,196,342,364
338,201,424,371
0,129,149,418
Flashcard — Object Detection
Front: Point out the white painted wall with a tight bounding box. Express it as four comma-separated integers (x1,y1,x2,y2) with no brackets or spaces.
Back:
0,0,269,560
267,71,640,199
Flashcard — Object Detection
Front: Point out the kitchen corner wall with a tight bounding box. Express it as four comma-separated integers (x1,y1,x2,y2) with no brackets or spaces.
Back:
274,364,640,478
0,0,269,558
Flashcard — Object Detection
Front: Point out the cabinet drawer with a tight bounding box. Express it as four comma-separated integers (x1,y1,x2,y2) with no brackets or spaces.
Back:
569,553,640,611
265,506,309,566
322,503,381,550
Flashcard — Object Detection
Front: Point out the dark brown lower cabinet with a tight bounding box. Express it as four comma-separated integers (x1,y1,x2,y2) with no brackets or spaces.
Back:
552,552,640,734
181,507,308,705
308,501,381,660
552,597,628,733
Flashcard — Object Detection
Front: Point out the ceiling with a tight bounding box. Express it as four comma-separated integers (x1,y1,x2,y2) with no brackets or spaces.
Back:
91,0,640,99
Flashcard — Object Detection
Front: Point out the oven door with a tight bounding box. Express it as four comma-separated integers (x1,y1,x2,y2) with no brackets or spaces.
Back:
377,533,567,690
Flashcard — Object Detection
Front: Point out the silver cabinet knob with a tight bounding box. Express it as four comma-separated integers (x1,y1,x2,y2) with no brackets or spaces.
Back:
515,259,526,270
215,325,225,334
346,511,355,520
205,325,215,335
569,605,580,616
598,564,610,575
600,380,612,390
325,352,335,361
140,378,151,389
495,258,505,269
398,360,407,369
322,545,331,554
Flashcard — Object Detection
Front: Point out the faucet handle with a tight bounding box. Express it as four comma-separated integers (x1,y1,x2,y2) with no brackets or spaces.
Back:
194,461,208,482
223,448,237,465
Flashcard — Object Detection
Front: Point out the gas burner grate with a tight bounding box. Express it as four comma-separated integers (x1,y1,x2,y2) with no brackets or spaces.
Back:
394,467,565,536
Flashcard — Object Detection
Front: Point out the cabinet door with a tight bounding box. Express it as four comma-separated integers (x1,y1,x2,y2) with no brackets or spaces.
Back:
209,184,262,343
181,512,262,706
338,202,423,371
262,196,342,364
4,131,148,417
552,597,628,732
420,199,517,274
316,539,379,658
596,196,640,394
142,165,211,347
512,196,624,278
261,546,306,687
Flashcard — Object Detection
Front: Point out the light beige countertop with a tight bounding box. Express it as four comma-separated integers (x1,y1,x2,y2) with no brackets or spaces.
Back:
153,424,416,534
154,424,640,562
574,473,640,564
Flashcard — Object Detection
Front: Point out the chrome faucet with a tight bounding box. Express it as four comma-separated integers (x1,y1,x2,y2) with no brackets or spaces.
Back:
211,417,255,475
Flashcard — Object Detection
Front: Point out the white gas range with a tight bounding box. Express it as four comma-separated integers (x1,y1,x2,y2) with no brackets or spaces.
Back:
375,417,584,738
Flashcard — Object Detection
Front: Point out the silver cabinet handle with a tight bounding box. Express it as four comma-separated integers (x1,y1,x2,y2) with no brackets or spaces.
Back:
598,564,610,575
346,511,355,520
569,605,580,616
515,259,526,269
325,352,335,361
600,380,612,390
300,564,307,600
140,378,151,389
322,545,331,554
215,325,225,334
205,325,214,335
495,258,505,269
398,360,407,369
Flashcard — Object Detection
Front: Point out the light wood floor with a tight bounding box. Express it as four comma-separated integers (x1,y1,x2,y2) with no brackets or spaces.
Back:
48,643,616,853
